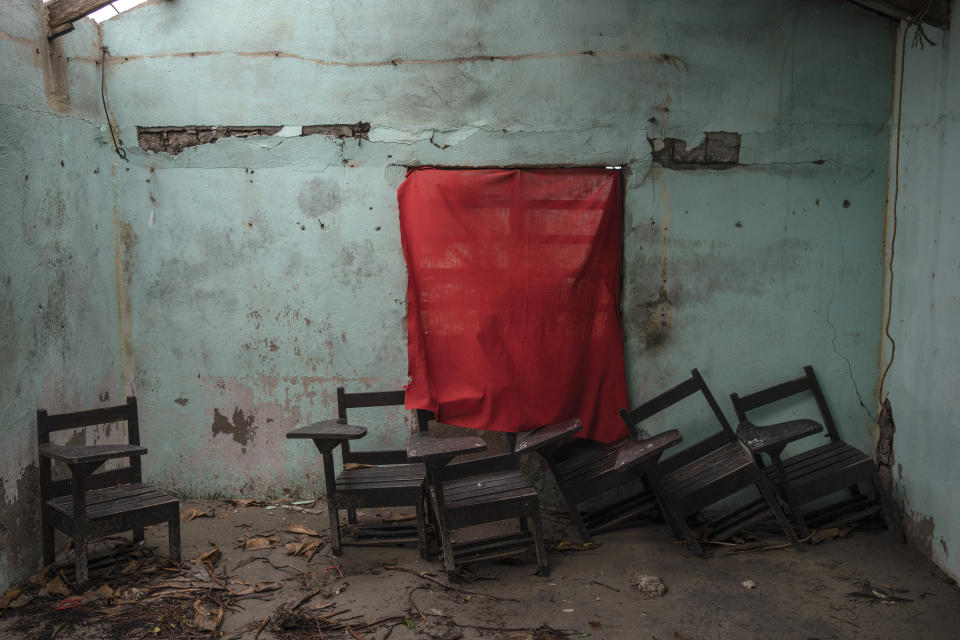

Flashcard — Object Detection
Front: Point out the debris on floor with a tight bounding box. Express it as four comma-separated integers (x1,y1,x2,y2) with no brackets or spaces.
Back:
633,575,667,597
2,500,959,639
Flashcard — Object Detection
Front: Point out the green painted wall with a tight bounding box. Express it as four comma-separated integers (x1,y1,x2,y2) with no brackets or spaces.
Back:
882,15,960,581
0,1,121,589
1,0,899,589
97,0,893,499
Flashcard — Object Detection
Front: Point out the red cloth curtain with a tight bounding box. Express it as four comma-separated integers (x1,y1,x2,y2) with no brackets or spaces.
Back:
398,167,628,443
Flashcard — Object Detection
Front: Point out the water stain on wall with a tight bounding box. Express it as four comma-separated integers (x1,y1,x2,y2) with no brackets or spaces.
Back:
298,177,342,220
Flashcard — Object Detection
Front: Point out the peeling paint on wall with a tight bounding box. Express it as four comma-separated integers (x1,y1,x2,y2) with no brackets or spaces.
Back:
137,122,370,155
212,406,257,451
649,132,742,170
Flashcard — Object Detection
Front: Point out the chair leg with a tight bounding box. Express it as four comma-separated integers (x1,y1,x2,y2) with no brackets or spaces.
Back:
347,508,358,525
769,456,809,538
424,484,458,581
530,515,549,577
644,471,685,543
674,513,705,557
415,492,429,560
518,517,529,532
133,527,145,544
754,470,800,548
544,454,593,543
73,523,89,585
168,516,181,565
320,447,342,556
42,522,56,566
329,505,343,556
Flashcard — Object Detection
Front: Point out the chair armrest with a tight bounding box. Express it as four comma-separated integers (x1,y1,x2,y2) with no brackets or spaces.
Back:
406,433,486,464
38,443,147,465
614,429,683,471
735,419,823,454
514,418,583,454
286,419,367,442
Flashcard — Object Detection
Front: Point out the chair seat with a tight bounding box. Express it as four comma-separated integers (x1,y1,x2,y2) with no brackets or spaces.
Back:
45,483,178,539
769,441,875,501
440,470,539,529
662,442,755,516
334,463,426,508
46,483,177,520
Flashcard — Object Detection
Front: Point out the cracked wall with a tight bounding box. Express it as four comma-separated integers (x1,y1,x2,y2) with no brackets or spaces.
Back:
0,0,123,589
86,0,894,508
881,13,960,582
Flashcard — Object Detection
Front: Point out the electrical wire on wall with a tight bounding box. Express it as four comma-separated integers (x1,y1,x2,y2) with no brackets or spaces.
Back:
878,0,937,406
100,47,127,160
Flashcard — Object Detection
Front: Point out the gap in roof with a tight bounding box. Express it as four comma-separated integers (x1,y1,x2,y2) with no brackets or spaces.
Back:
42,0,149,23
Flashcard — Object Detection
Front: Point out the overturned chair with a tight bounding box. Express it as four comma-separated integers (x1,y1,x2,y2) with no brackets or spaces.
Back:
37,397,180,584
730,365,894,537
533,428,683,542
620,369,799,556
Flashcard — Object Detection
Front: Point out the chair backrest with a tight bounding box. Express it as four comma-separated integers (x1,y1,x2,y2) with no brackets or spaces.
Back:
37,397,142,502
336,387,431,465
729,365,840,441
619,368,736,442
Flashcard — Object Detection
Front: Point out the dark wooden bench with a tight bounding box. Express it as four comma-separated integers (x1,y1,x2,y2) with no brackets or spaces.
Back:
285,388,429,557
730,365,894,537
620,369,799,556
407,419,581,581
37,397,180,584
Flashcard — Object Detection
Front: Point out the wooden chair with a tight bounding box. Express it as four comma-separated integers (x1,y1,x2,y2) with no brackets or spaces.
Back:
407,418,582,581
729,365,892,537
37,397,180,584
286,388,430,558
619,369,799,556
534,430,683,542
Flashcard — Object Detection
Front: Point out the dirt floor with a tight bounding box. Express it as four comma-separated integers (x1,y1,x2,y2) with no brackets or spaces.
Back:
2,499,959,640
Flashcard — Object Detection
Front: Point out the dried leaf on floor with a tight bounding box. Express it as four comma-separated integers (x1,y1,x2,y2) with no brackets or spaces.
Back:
120,559,140,574
0,589,22,609
38,576,71,598
181,507,214,521
810,527,853,545
343,463,374,470
82,584,115,602
191,547,222,565
285,536,324,561
285,524,321,537
192,599,224,631
382,513,416,523
225,498,266,508
27,566,53,586
244,537,275,551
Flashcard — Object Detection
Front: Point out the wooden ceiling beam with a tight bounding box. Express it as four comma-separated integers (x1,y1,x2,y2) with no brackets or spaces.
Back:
847,0,951,29
47,0,117,39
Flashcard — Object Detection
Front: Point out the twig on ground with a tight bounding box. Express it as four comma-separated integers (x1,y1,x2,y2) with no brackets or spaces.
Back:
253,615,270,640
292,586,325,610
409,586,430,628
383,565,512,601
